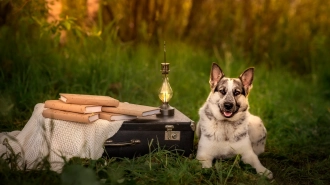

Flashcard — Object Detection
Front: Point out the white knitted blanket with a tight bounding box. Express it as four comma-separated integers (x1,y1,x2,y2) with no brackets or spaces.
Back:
0,103,124,172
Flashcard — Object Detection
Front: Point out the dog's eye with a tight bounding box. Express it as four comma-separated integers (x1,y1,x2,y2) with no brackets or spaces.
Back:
219,89,226,95
234,90,241,96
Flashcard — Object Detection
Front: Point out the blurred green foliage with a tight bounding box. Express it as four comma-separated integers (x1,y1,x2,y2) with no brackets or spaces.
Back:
1,0,330,73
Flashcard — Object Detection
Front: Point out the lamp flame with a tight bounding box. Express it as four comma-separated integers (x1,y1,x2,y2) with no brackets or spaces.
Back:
158,76,173,103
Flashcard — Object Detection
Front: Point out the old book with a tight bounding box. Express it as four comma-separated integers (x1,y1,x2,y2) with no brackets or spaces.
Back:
44,100,101,114
99,112,137,121
102,102,161,117
42,108,99,124
59,93,119,107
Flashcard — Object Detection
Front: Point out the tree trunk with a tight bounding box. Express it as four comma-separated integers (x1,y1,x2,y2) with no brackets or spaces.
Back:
243,0,253,53
183,0,204,38
148,0,161,44
0,2,12,26
118,0,138,42
102,2,114,25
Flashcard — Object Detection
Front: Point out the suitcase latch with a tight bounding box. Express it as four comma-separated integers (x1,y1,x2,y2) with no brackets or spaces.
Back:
165,125,180,141
104,139,141,146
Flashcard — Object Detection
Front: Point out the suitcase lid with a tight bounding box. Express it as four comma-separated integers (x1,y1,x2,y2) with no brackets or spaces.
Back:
120,108,195,131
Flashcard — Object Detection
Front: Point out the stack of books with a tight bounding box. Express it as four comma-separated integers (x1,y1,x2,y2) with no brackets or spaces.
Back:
42,93,161,124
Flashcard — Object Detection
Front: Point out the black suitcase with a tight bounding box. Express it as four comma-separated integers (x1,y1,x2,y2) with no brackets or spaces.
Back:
103,108,195,158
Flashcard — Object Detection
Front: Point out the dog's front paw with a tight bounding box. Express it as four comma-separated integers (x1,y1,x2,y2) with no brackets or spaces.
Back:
198,160,212,168
258,169,273,179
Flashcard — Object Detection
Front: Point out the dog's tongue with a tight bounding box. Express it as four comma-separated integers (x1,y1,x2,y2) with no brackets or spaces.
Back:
224,111,232,117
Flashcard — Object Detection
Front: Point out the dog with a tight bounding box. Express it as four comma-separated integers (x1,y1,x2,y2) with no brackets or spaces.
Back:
196,62,273,179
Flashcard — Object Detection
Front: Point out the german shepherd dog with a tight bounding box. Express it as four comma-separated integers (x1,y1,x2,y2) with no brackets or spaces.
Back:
196,63,273,179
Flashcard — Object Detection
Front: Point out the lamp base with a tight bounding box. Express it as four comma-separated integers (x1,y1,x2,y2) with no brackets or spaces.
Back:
157,103,175,117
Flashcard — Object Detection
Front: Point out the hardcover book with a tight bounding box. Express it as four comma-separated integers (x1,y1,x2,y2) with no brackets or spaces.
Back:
99,112,137,121
59,93,119,107
102,102,161,117
45,100,102,114
42,108,99,124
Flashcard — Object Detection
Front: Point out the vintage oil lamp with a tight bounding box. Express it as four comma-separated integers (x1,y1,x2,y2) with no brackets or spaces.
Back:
157,42,174,117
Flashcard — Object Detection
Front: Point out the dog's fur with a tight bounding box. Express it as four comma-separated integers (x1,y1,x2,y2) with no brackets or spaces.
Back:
196,63,273,179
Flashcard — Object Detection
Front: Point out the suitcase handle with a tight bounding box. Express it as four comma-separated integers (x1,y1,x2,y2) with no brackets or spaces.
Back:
104,139,141,146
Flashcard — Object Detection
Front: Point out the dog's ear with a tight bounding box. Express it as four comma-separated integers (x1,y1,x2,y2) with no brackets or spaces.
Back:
209,63,224,89
239,67,254,96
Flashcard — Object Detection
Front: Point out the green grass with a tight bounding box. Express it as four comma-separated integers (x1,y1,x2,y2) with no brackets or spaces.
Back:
1,26,330,184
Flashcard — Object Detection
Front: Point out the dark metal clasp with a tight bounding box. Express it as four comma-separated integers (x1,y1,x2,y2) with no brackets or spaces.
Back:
104,139,141,146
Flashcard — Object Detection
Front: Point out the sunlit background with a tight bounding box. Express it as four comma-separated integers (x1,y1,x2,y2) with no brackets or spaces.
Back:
2,0,329,72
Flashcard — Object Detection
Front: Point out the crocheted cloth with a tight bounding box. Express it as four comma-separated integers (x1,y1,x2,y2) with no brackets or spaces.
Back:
0,103,123,172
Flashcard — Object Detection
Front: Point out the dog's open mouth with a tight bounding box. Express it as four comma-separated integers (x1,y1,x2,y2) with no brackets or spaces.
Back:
223,111,233,117
222,111,233,118
218,104,238,118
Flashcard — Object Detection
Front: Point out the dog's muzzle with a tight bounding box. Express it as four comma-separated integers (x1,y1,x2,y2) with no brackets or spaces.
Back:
222,102,235,118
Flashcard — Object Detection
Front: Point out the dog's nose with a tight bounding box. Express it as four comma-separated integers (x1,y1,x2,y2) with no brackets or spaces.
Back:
224,102,233,110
